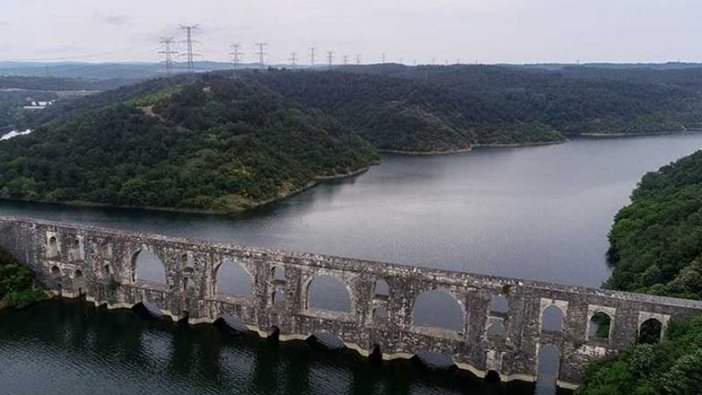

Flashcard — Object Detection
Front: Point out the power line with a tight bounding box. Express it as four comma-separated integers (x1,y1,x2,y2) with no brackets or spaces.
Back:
309,47,316,66
255,42,268,67
179,25,199,72
229,43,242,68
158,37,177,73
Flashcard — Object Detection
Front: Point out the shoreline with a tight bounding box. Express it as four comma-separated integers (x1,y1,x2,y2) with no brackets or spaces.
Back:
579,129,702,138
0,165,373,217
379,139,566,156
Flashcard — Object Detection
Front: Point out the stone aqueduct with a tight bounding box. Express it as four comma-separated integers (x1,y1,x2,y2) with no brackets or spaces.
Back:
1,217,701,390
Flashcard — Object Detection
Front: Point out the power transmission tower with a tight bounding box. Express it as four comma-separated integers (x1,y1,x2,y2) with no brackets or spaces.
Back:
309,47,316,66
158,37,177,73
355,54,361,65
289,52,298,67
327,51,333,68
255,42,268,67
382,52,386,64
179,25,199,72
229,43,243,68
343,55,349,65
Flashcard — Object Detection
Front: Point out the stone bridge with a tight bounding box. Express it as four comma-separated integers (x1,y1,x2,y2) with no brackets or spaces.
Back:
1,217,701,390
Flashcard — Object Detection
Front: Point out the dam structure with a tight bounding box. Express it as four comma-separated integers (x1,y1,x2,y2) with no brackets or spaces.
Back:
1,216,700,390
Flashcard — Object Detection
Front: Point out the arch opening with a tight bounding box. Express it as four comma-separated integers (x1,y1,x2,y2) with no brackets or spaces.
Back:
99,241,112,259
541,305,564,333
50,265,61,276
487,321,506,338
536,344,560,394
219,315,248,333
373,306,388,320
272,289,286,305
216,259,253,297
589,312,612,339
412,289,464,333
74,269,83,279
638,318,663,344
47,236,59,258
133,249,167,285
373,279,389,297
413,351,455,370
309,332,346,350
182,277,196,292
489,295,509,315
307,275,351,313
271,266,286,282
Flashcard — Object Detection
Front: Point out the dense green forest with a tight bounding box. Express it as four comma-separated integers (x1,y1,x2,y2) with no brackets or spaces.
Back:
3,66,702,211
576,315,702,395
578,150,702,393
244,70,563,151
0,74,378,212
344,64,702,136
0,249,44,309
605,150,702,299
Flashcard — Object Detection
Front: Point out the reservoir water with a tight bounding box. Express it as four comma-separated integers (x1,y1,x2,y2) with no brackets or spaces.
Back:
1,134,701,394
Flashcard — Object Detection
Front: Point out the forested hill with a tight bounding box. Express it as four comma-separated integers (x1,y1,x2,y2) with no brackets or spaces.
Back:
339,64,702,136
605,150,702,300
577,150,702,394
243,70,563,152
0,74,378,213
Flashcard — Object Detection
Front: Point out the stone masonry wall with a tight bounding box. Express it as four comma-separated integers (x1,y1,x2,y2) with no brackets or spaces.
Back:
1,216,700,389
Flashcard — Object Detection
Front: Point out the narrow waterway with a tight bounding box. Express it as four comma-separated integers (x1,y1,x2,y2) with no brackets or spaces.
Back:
1,134,701,394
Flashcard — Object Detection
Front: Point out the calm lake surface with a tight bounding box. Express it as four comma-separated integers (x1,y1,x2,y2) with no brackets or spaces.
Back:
1,134,702,394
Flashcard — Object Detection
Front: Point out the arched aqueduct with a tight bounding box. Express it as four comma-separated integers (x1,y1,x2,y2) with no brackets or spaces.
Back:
1,216,700,389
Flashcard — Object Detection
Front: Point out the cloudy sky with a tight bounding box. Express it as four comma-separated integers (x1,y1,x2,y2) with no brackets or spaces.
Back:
1,0,700,64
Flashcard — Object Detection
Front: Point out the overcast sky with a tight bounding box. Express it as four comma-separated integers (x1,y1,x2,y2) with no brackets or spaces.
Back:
1,0,701,64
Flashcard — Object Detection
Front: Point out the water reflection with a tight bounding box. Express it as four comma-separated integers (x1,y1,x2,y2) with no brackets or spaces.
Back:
0,299,558,394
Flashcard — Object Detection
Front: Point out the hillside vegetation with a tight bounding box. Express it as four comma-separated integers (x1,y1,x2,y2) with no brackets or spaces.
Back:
0,250,44,309
2,66,702,212
0,74,378,213
577,316,702,395
605,150,702,300
579,150,702,393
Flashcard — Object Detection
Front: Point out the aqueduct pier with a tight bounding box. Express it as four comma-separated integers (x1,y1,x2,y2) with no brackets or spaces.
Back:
1,216,700,389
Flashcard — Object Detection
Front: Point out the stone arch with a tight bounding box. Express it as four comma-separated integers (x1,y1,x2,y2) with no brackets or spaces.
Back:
47,236,59,258
536,344,560,393
588,311,612,340
50,265,61,277
98,240,112,259
412,288,465,333
373,279,389,297
306,275,352,312
638,318,663,344
219,315,248,333
487,321,506,338
215,259,253,297
132,248,167,285
74,269,83,279
541,305,564,333
489,294,509,314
